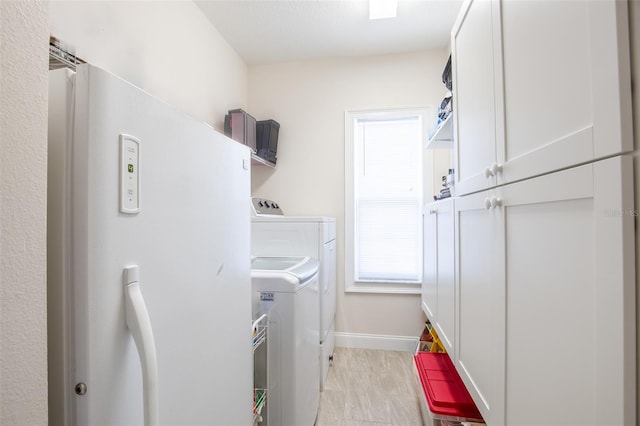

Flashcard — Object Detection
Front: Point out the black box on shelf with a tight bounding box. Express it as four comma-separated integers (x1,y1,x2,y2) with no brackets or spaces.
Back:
442,54,452,90
224,109,257,153
256,119,279,165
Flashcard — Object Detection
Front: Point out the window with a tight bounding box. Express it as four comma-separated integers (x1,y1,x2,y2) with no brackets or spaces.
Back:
345,108,428,293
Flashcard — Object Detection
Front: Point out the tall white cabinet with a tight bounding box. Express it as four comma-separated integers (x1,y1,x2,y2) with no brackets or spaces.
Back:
421,0,637,425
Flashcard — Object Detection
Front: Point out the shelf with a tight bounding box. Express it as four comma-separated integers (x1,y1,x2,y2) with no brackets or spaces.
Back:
425,114,452,150
252,314,268,424
253,388,267,424
252,314,268,352
252,324,267,352
251,153,276,168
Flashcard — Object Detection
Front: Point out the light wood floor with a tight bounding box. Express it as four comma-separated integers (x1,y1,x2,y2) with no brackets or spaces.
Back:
317,347,423,426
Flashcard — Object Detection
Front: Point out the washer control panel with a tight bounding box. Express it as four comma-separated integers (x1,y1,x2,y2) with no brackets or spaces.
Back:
251,197,284,216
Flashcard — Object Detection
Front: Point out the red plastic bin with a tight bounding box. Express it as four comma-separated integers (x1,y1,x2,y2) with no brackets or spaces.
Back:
413,352,484,426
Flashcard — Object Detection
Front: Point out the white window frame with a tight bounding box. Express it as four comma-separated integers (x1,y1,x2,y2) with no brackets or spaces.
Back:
344,107,430,294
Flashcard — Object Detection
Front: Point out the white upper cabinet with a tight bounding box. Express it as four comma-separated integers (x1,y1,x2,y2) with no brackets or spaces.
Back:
452,0,632,196
499,0,632,185
451,0,504,196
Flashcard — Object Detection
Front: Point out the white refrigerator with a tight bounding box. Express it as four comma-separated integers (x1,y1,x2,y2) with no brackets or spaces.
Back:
48,64,253,425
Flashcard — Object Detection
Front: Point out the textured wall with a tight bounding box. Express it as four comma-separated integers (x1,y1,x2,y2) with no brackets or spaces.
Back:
0,0,49,424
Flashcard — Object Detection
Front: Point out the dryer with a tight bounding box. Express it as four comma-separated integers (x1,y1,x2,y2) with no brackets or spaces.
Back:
251,198,336,391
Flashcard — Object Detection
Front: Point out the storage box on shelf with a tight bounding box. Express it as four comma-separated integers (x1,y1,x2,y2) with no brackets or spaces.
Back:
224,109,278,168
256,119,279,166
225,109,257,153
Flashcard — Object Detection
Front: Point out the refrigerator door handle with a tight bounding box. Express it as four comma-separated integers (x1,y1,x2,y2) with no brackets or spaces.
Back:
124,265,159,426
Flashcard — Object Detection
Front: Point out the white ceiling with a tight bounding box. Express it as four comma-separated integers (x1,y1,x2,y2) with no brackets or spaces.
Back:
195,0,463,65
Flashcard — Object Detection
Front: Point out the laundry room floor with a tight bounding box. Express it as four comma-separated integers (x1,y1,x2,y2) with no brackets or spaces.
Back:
317,347,423,425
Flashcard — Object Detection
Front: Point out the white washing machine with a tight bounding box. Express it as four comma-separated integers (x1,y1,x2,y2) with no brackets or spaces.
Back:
251,256,320,426
251,198,337,391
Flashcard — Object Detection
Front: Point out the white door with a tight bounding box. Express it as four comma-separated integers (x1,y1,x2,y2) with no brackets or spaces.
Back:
49,64,253,425
501,156,635,425
454,155,635,425
498,0,632,186
454,188,506,426
434,198,455,352
451,0,504,196
422,205,438,321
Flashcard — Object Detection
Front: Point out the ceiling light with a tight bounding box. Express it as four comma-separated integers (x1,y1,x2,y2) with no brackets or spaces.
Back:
369,0,398,20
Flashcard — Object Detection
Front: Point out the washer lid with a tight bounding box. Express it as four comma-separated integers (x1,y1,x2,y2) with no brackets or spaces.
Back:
252,256,307,271
251,256,319,290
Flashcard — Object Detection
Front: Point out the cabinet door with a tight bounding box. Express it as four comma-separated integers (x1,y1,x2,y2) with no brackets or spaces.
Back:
454,189,506,426
497,0,632,186
451,0,504,196
434,198,455,352
422,206,437,321
423,199,455,353
501,155,635,425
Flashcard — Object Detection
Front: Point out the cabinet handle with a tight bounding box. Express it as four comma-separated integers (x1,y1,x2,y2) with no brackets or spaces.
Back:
429,208,437,214
484,163,503,178
484,196,502,210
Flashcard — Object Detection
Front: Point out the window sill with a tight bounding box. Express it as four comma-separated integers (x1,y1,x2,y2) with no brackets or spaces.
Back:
345,283,421,295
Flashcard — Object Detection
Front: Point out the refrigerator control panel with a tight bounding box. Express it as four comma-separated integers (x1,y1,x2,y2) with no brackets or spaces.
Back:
120,134,140,214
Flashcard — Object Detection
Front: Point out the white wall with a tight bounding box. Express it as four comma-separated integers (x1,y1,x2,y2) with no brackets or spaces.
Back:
0,1,49,424
49,0,248,131
249,49,450,338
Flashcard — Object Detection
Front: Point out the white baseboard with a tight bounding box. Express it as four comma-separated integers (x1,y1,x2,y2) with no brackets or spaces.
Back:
334,332,419,352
